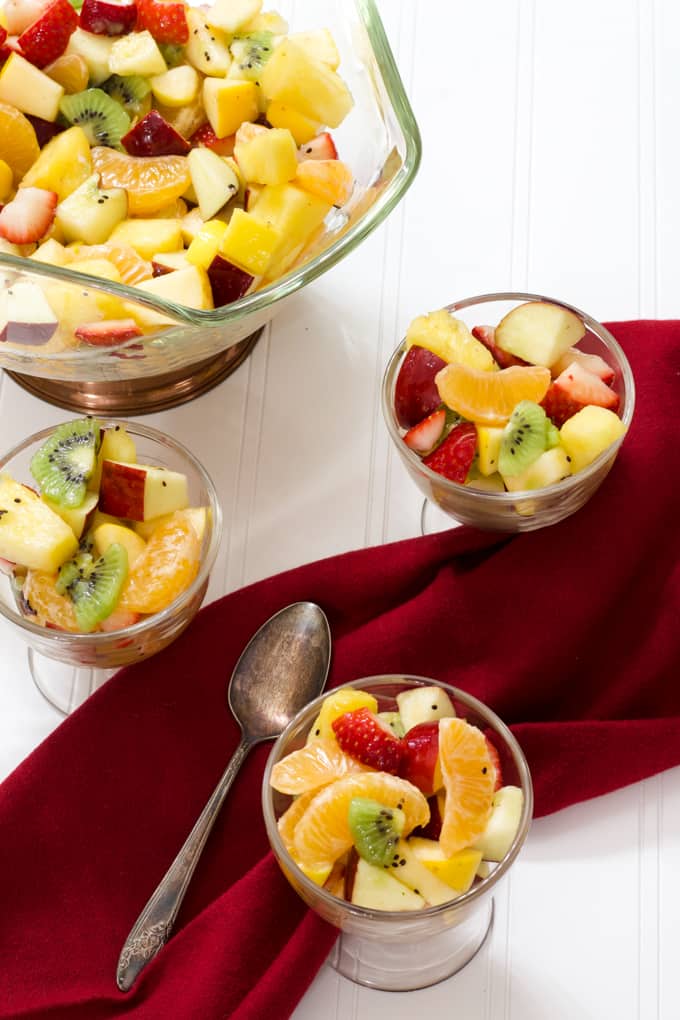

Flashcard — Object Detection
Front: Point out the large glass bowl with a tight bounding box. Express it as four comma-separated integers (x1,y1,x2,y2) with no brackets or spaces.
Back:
382,292,635,533
262,675,533,991
0,0,421,410
0,419,221,712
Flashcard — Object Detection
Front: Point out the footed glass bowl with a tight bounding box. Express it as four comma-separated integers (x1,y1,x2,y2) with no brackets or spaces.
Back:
382,292,635,533
0,0,421,412
262,675,533,991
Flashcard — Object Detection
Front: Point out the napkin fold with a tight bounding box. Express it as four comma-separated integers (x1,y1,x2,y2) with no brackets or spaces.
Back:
0,320,678,1019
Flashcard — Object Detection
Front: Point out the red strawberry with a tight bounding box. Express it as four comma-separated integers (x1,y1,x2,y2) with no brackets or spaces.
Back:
298,132,338,161
190,123,235,156
79,0,137,36
0,26,7,46
472,324,528,369
541,361,619,427
332,707,404,773
422,422,477,483
0,187,57,243
403,407,446,454
135,0,188,44
74,319,142,346
484,735,503,792
17,0,77,67
550,346,615,384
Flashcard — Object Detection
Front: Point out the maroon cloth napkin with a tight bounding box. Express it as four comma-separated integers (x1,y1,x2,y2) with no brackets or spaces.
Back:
0,320,678,1019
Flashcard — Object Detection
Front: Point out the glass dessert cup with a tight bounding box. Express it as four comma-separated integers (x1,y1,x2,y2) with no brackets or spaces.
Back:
0,420,222,714
0,0,421,415
262,675,533,991
382,291,635,534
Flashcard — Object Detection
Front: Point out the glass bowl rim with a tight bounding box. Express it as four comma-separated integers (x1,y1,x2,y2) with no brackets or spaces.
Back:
0,0,422,353
262,673,534,923
381,290,636,501
0,417,222,644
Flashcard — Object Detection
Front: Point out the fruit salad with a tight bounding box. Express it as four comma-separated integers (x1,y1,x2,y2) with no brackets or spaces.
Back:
0,418,208,632
270,684,524,911
0,0,354,351
393,301,628,493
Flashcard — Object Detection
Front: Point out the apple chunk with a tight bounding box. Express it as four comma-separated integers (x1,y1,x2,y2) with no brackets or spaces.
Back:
98,459,189,521
495,301,586,368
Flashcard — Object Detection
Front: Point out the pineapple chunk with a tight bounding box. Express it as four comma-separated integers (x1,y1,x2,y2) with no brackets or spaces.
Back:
186,220,228,270
66,29,115,85
0,53,64,121
109,219,183,260
234,127,298,186
219,208,280,275
0,159,12,201
406,309,496,372
42,491,98,541
30,239,73,267
0,474,78,572
20,127,92,202
249,182,330,277
202,77,259,138
260,38,353,128
288,29,340,70
265,100,320,145
130,265,213,326
185,9,232,77
109,31,167,77
306,688,378,744
559,405,627,473
409,838,482,893
476,425,504,476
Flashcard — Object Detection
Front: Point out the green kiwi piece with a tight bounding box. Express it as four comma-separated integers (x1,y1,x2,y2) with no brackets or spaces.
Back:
377,712,405,738
545,421,561,450
30,418,101,509
67,543,128,633
498,400,549,477
100,74,152,119
158,44,185,68
229,31,275,81
56,549,94,596
348,797,406,868
59,88,131,148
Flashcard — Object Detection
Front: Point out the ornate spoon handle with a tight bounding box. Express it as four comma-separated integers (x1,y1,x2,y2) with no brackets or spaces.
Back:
116,736,252,992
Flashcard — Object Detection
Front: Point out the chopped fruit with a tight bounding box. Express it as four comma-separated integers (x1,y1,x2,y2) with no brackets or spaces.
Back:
307,688,378,744
131,264,213,324
485,736,503,792
495,300,586,367
502,445,571,492
55,173,128,244
17,0,78,69
207,253,254,306
98,606,141,631
20,125,92,202
109,217,182,259
541,361,619,427
150,64,199,107
438,717,495,856
394,344,447,429
0,473,78,572
109,30,168,77
498,400,551,478
476,424,504,476
235,127,299,186
399,721,442,796
381,838,455,905
403,407,447,455
0,53,65,121
266,100,320,146
59,88,131,148
422,422,477,483
184,8,231,76
135,0,188,44
248,181,331,278
297,131,338,161
42,489,97,540
408,839,482,893
2,0,52,35
289,28,340,70
187,146,239,220
396,685,456,733
406,309,495,372
79,0,137,36
472,786,524,862
207,0,261,34
277,789,317,857
559,404,627,473
99,458,188,521
350,858,424,911
93,521,146,565
436,362,551,427
202,77,259,139
88,422,137,491
0,159,13,201
117,510,200,614
22,569,79,630
261,38,353,128
91,146,191,215
270,738,370,795
65,28,116,85
332,707,404,773
44,53,90,93
75,318,143,346
295,158,353,206
550,346,615,383
74,243,152,284
471,324,527,369
122,109,190,157
189,122,235,156
219,207,280,275
0,279,59,344
186,219,228,269
348,797,405,867
0,102,40,182
0,187,57,244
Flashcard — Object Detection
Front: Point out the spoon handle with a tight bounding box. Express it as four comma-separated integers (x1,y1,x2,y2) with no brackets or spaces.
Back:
116,735,252,992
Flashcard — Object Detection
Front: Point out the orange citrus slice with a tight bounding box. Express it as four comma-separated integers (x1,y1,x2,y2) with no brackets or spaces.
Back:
0,102,40,183
293,772,429,868
438,717,495,856
118,511,200,614
436,362,551,426
271,738,371,795
22,571,79,632
277,789,317,857
91,147,191,216
73,244,153,285
44,53,89,94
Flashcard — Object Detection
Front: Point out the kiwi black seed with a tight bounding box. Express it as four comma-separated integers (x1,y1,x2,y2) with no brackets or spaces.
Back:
498,400,549,477
347,797,406,867
56,549,94,596
59,88,131,148
100,74,152,119
67,543,129,633
229,31,275,80
30,418,101,509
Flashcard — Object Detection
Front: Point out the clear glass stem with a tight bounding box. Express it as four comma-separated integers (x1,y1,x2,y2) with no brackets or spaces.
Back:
27,647,115,715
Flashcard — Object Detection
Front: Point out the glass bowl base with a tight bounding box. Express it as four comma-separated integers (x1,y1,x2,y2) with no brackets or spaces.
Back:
330,897,494,990
5,328,263,415
28,647,115,715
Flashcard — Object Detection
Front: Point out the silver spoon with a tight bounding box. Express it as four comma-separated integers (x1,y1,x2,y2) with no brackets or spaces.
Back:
116,601,331,992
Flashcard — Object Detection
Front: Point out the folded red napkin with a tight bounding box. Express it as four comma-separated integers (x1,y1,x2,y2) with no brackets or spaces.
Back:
0,320,678,1019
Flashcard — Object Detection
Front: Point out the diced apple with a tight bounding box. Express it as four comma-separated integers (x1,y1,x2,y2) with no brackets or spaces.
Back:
502,445,572,492
288,29,340,70
109,30,167,76
42,489,98,539
234,126,298,186
559,405,627,473
202,76,259,138
388,839,455,905
472,786,524,862
88,423,137,492
129,264,213,325
207,253,254,306
206,0,261,34
93,521,146,565
184,8,231,76
186,219,227,269
0,473,78,571
0,52,64,121
98,459,189,521
151,250,191,274
495,301,586,367
151,64,199,106
396,686,456,734
409,839,482,893
187,146,240,220
56,173,128,245
0,280,58,345
350,857,425,911
260,38,353,128
65,27,115,84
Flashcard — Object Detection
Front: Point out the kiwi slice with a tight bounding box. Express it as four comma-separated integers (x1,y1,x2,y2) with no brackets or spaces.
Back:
545,421,561,450
158,44,185,68
30,418,101,509
66,543,128,633
56,549,94,596
229,31,275,81
100,74,152,120
348,797,406,868
377,712,405,738
498,400,549,477
59,88,131,148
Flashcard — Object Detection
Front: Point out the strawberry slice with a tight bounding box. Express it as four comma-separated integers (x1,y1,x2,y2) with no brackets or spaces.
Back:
74,319,143,346
541,361,619,427
472,325,528,369
135,0,188,44
0,187,57,243
190,123,235,156
550,346,615,384
298,132,338,161
332,707,403,773
422,422,477,483
403,407,447,454
17,0,77,67
0,27,7,47
79,0,137,36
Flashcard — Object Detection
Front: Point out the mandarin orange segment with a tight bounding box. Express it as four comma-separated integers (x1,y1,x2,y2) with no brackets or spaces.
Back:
73,243,153,285
438,717,495,856
91,147,191,216
44,54,89,94
271,738,371,795
118,512,200,614
0,102,40,183
293,772,429,868
436,362,551,427
22,571,79,632
277,789,317,856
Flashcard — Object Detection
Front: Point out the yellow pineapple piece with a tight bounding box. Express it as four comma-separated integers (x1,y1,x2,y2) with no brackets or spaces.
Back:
186,219,228,269
30,238,73,267
0,474,78,573
66,257,121,283
406,309,496,372
306,688,379,744
265,100,320,145
202,78,259,138
0,53,64,121
249,182,331,278
219,208,280,275
128,265,213,327
408,838,483,893
109,219,183,260
20,126,92,202
476,425,504,476
288,29,340,70
233,127,298,186
0,159,12,201
260,38,353,128
559,405,627,474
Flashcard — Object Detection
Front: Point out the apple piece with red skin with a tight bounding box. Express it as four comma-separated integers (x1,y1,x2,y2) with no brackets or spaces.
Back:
26,114,62,147
207,253,254,307
399,720,443,796
98,459,189,522
122,110,191,157
79,0,137,35
394,344,447,429
472,325,528,369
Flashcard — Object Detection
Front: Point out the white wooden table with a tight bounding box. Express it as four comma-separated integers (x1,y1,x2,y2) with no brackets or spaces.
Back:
1,1,678,1016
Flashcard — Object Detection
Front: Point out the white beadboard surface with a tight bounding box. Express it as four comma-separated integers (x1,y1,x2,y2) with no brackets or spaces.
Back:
1,1,679,1017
